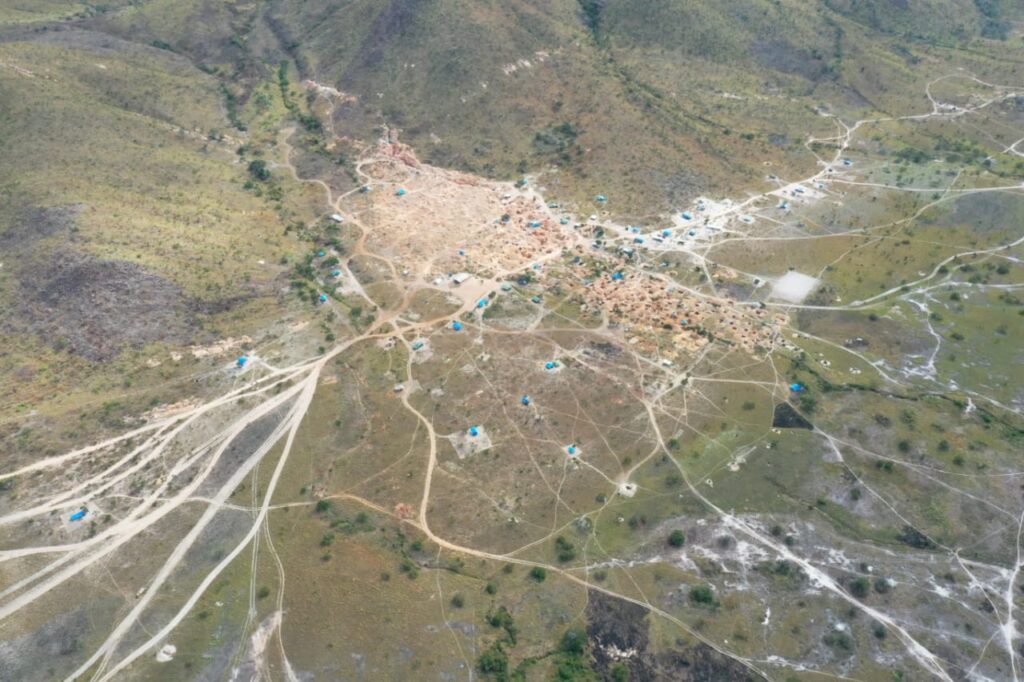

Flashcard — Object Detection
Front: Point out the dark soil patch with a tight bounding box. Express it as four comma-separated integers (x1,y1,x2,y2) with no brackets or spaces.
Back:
773,402,813,429
586,589,757,681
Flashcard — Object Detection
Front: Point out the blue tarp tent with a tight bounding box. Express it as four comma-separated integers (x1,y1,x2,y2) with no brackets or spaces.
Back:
70,510,87,522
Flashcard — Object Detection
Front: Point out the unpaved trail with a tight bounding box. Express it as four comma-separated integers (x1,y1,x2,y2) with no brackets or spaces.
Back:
1,71,1021,681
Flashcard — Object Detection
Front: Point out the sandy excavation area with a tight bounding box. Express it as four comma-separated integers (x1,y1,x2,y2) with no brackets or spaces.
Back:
354,142,578,280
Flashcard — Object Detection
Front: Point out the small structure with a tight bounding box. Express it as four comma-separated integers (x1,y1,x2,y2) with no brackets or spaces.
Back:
521,396,530,406
236,356,248,368
451,272,471,285
330,269,342,278
469,426,479,437
789,383,804,392
317,250,326,258
566,445,578,457
595,194,607,203
70,509,87,522
395,188,407,196
476,299,488,309
560,217,569,225
681,211,693,221
612,272,624,281
318,293,328,303
531,296,542,304
452,321,463,331
329,213,344,223
527,220,542,228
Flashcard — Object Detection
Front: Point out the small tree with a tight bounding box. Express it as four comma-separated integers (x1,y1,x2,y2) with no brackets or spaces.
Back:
529,566,547,582
477,644,508,676
560,626,588,655
668,530,686,548
689,584,714,605
247,160,270,182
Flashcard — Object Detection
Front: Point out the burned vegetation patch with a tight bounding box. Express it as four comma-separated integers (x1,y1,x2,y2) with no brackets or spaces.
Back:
15,251,189,360
1,204,190,360
772,402,813,429
585,590,757,681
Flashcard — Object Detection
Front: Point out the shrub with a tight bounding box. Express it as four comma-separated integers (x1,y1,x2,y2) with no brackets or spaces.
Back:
477,644,508,676
690,584,714,605
560,626,588,655
247,160,270,181
555,536,577,562
668,530,686,548
529,566,547,582
848,577,870,598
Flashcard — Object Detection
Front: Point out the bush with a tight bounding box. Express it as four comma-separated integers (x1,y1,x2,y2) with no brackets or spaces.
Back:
247,159,270,181
529,566,547,582
848,577,870,598
477,644,508,676
450,593,465,609
555,536,577,562
315,499,331,513
668,530,686,548
689,584,714,605
560,626,588,655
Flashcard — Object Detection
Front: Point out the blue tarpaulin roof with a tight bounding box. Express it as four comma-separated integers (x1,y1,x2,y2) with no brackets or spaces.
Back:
70,510,87,522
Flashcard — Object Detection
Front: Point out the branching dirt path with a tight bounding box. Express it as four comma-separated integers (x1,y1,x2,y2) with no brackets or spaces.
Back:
1,73,1022,681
